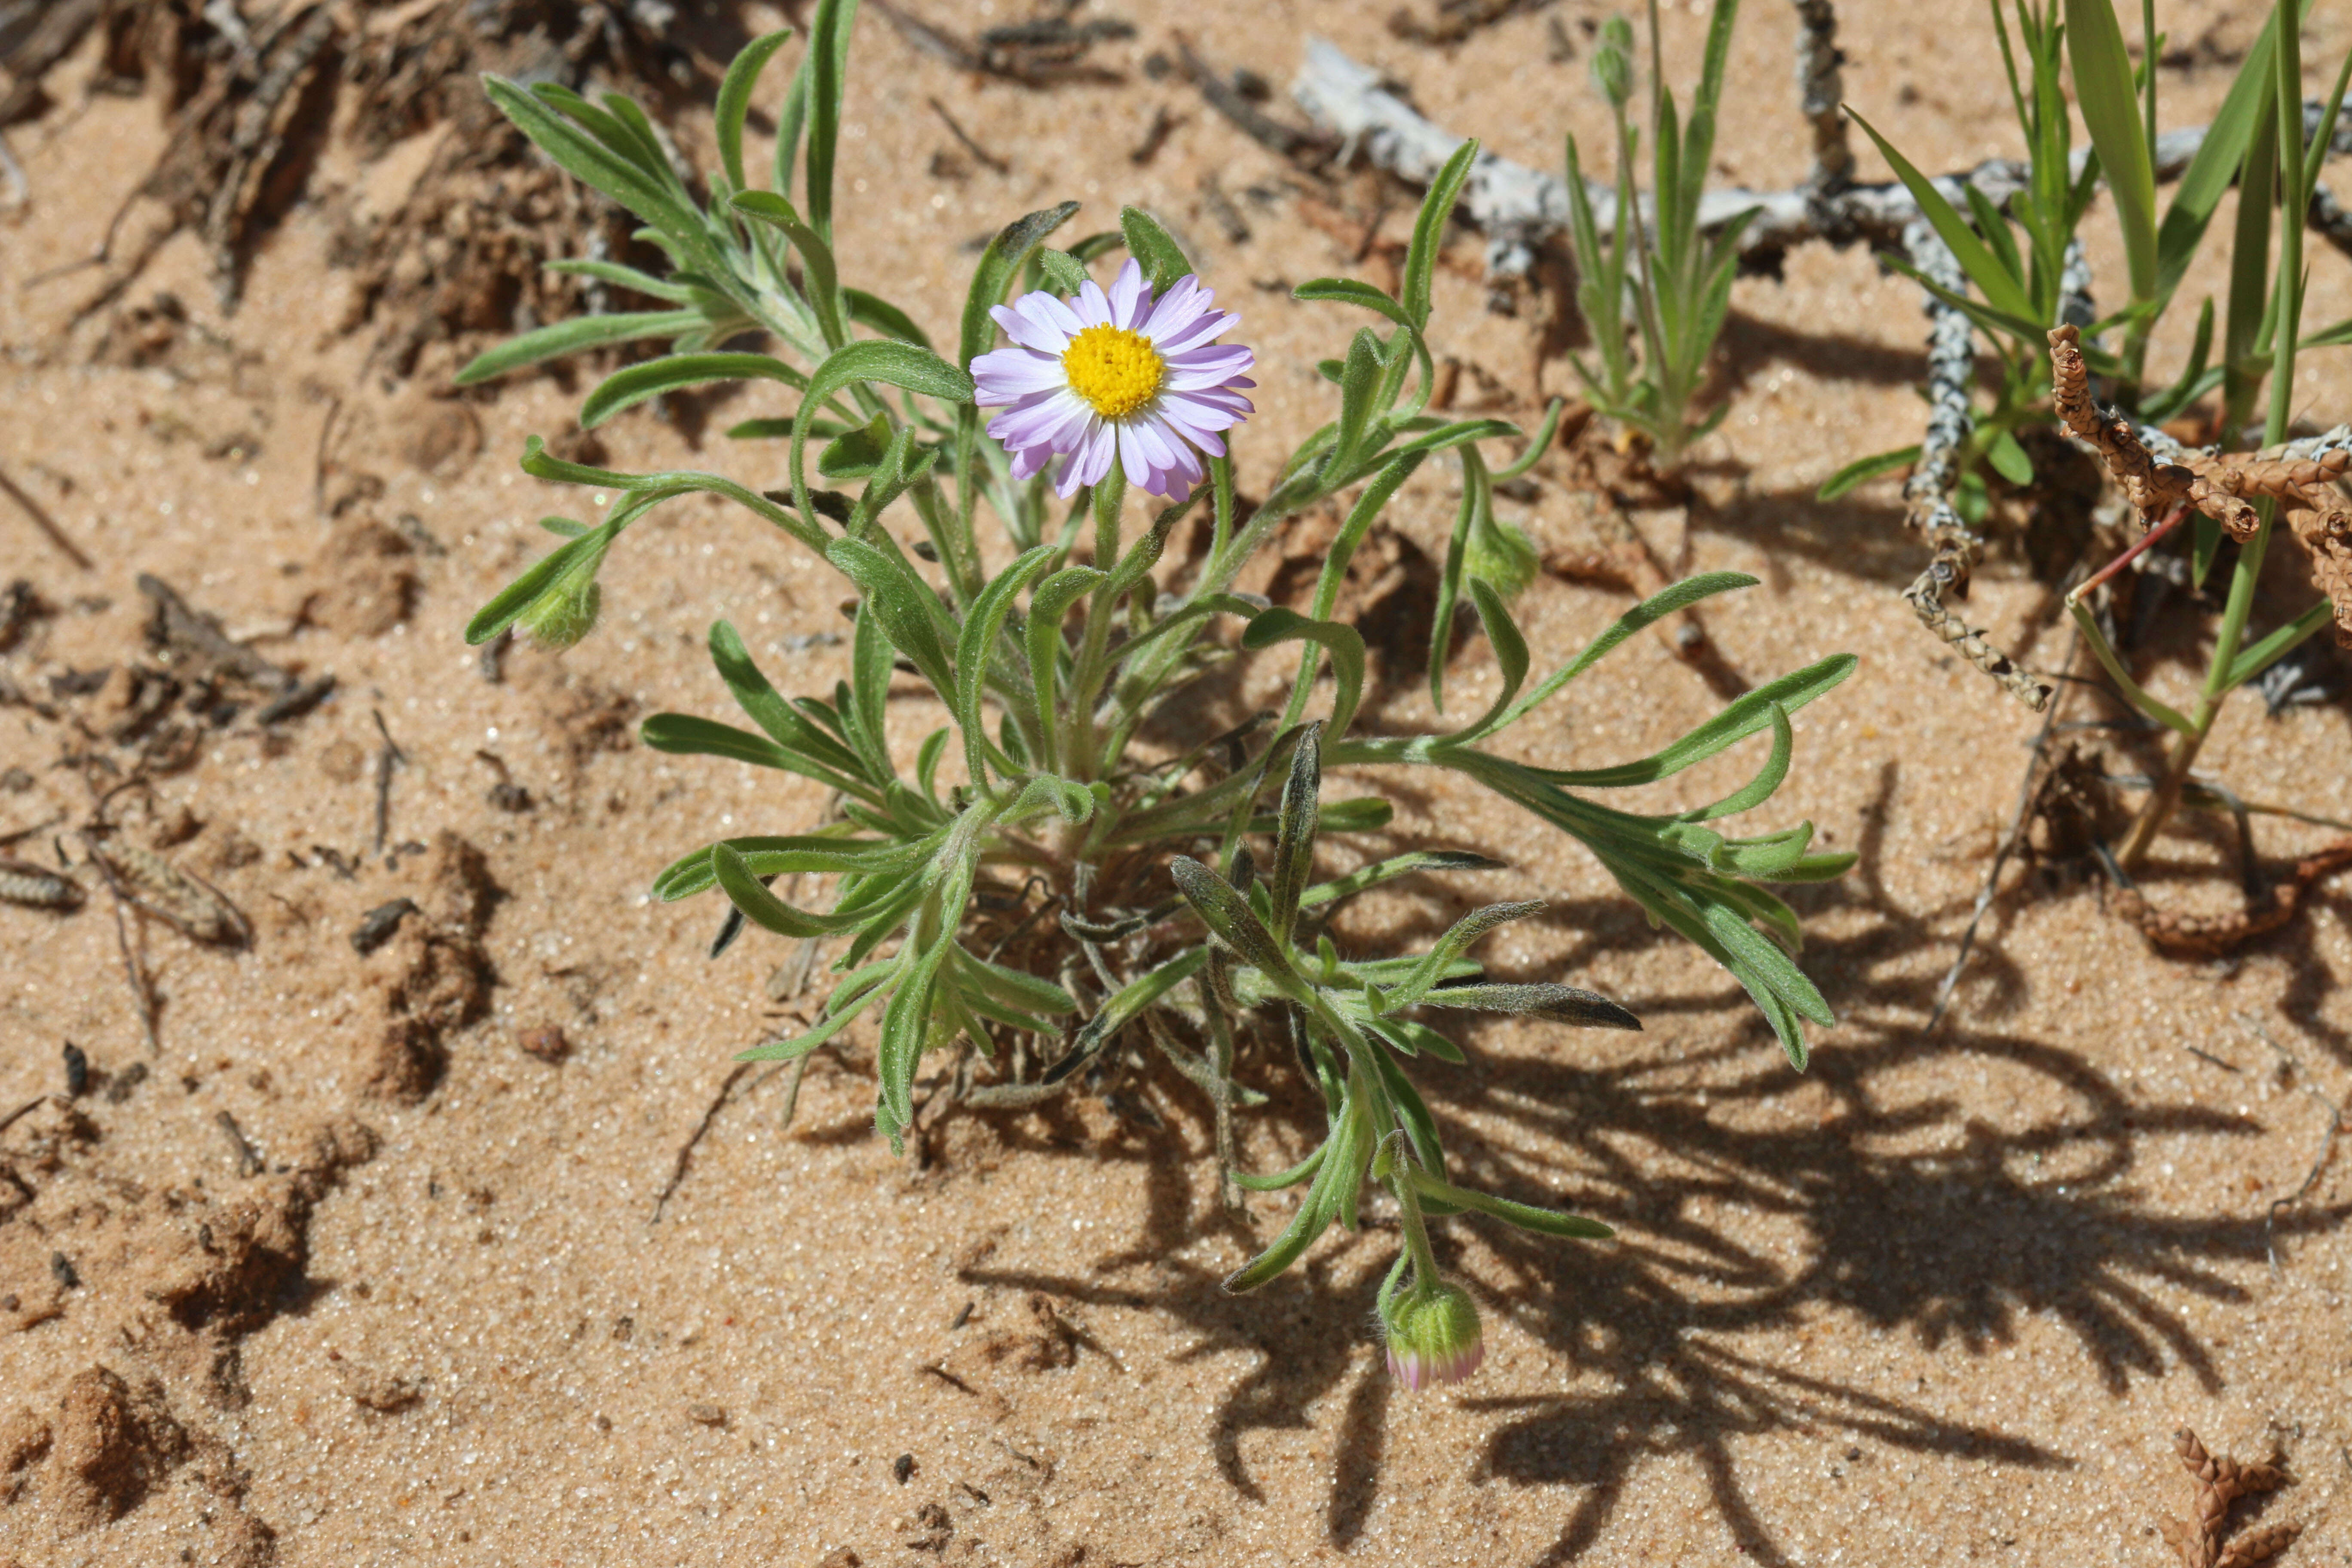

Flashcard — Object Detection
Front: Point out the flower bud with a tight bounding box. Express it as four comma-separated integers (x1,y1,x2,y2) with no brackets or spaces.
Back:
1382,1279,1484,1392
1592,18,1634,107
519,574,602,650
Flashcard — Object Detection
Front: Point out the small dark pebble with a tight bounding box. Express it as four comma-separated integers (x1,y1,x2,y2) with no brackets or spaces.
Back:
686,1403,728,1427
0,767,31,793
49,1253,78,1289
1846,1446,1863,1462
350,897,420,956
487,782,533,813
893,1453,916,1485
517,1024,570,1063
62,1042,88,1096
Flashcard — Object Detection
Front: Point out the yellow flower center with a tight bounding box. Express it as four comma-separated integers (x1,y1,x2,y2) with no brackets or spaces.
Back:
1060,324,1164,420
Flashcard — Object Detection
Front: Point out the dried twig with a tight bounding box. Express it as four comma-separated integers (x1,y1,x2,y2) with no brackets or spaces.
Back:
1789,0,1852,206
1175,33,1340,165
1292,37,2352,277
2054,325,2352,644
649,1063,753,1224
371,708,405,855
0,463,94,572
2237,1015,2347,1275
871,0,1124,87
214,1110,264,1178
2108,839,2352,956
926,95,1008,176
2158,1429,2297,1568
1927,632,2076,1030
1901,225,2054,712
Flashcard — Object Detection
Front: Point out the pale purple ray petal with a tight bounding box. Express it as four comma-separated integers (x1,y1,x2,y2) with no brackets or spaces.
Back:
989,299,1071,354
1106,259,1149,330
1072,278,1113,329
1139,275,1204,339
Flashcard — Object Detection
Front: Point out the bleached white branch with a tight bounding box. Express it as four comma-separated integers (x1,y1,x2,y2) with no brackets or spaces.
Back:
1291,37,2352,276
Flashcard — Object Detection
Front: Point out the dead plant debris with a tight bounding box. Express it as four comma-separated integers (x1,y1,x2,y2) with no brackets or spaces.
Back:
2052,326,2352,645
2158,1428,2299,1568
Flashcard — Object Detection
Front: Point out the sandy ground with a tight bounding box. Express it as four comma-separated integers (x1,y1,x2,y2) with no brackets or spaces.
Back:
4,1,2352,1564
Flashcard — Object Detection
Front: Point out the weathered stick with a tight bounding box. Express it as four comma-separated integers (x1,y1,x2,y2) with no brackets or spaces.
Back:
1290,38,2352,274
1899,224,2054,711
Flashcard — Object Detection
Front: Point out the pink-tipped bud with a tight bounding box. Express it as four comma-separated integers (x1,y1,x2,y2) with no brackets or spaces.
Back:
1383,1280,1484,1392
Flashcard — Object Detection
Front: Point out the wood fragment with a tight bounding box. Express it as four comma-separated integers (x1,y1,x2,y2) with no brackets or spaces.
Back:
0,463,94,572
649,1063,752,1224
371,708,405,856
1175,33,1339,164
1292,38,2352,277
926,95,1008,176
1927,635,2075,1030
870,0,1124,87
137,573,285,687
1129,103,1182,165
87,838,250,947
2160,1429,2296,1568
2110,838,2352,956
0,856,82,910
1902,227,2053,711
2055,325,2352,645
214,1110,264,1178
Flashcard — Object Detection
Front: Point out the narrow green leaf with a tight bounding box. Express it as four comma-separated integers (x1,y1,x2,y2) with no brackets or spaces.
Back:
580,352,809,429
1268,723,1324,941
1170,856,1302,988
1041,948,1210,1084
716,27,795,193
1450,577,1531,745
826,536,954,697
455,309,705,386
960,204,1082,375
2224,597,2334,690
463,517,618,645
1987,428,2036,486
1293,276,1416,331
1403,138,1478,328
1536,655,1854,785
712,843,877,937
1403,1168,1614,1239
1816,444,1920,501
843,288,934,349
952,545,1057,787
2064,0,2158,303
1846,109,2040,326
1118,206,1193,293
1478,572,1760,735
803,0,859,241
1302,850,1504,909
1242,608,1368,739
790,339,975,530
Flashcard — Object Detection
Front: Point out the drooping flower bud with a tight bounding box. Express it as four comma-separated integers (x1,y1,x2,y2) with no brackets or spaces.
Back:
520,576,600,649
1382,1279,1484,1392
1592,18,1635,108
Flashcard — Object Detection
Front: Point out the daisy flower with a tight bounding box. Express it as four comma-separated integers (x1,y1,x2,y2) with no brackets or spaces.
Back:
971,258,1255,501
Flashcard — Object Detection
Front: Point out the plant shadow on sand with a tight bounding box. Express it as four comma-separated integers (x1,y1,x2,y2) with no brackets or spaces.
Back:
959,758,2351,1562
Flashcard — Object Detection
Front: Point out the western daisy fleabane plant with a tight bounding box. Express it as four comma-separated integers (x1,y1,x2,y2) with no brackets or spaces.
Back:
973,259,1254,500
453,0,1855,1391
